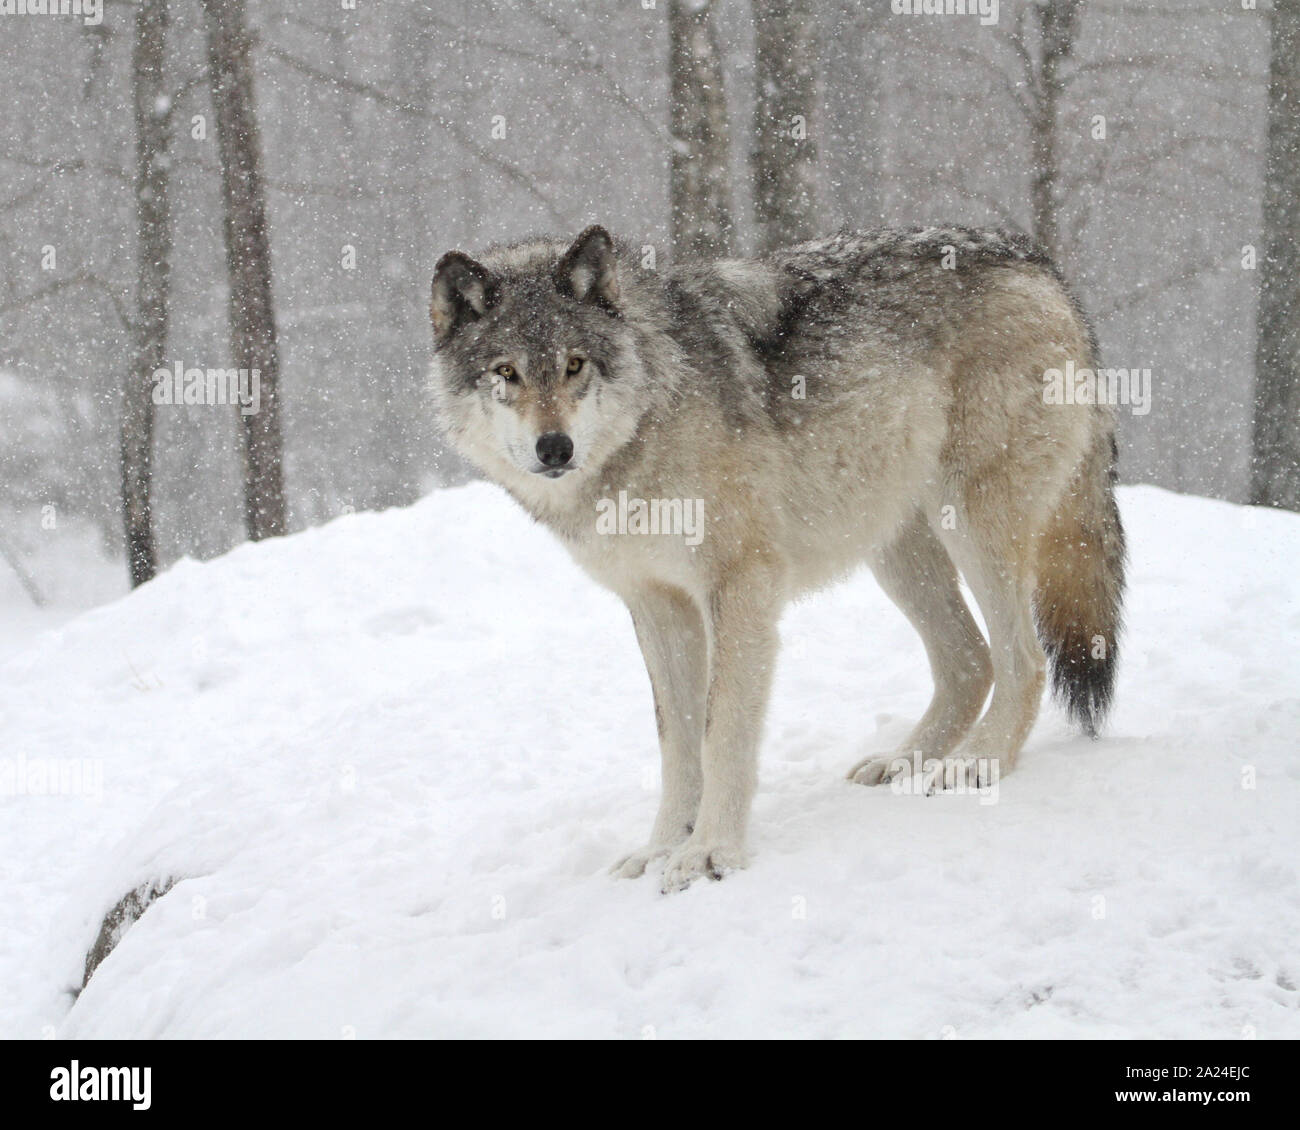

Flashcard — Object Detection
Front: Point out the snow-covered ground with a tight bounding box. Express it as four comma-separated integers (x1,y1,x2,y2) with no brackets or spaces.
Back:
1,483,1297,1038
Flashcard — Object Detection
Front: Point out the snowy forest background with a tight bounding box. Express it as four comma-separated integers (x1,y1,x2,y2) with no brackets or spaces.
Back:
1,0,1297,591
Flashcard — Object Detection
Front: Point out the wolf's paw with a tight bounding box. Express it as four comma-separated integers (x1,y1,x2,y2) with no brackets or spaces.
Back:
659,838,748,893
848,753,1004,793
609,842,674,880
846,754,912,787
918,754,1005,794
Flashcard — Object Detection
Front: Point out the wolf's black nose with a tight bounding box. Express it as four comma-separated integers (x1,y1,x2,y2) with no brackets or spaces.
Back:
536,432,574,468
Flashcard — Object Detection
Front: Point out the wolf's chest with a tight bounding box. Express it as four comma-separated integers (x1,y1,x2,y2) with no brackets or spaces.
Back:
562,509,706,601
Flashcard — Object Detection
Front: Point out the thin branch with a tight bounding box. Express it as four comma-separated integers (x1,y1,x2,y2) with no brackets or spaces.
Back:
163,70,209,121
1086,1,1255,15
0,271,131,331
1092,260,1224,320
260,40,569,226
1059,71,1246,249
0,155,130,213
1063,54,1188,84
180,150,452,202
902,42,1033,121
522,8,666,141
0,153,130,183
997,7,1038,99
878,172,1021,227
0,530,45,607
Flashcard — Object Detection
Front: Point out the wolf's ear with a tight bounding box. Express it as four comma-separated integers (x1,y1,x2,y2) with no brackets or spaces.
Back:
555,225,620,312
431,251,499,344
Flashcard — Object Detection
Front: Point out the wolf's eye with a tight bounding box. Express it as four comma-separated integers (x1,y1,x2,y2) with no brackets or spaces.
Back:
565,356,585,376
494,363,518,381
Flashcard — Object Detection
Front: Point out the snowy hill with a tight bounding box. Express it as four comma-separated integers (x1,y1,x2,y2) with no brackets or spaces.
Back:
1,483,1297,1038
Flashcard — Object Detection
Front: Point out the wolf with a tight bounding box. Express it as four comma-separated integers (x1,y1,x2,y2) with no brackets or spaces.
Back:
428,224,1125,892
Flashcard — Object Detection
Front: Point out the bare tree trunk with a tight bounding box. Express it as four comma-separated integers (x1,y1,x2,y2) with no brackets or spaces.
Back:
668,0,735,261
751,0,820,252
1026,0,1082,263
1251,0,1300,510
121,0,170,588
1028,86,1059,259
373,7,434,509
201,0,287,540
824,0,882,230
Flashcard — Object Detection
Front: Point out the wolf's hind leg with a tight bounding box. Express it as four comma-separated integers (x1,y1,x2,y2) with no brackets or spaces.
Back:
939,525,1046,783
848,514,992,786
611,585,707,879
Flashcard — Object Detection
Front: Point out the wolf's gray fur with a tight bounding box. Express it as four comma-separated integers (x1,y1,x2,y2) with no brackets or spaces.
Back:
430,224,1125,891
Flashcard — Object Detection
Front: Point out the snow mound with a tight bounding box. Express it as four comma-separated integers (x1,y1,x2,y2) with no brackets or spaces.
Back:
1,483,1298,1038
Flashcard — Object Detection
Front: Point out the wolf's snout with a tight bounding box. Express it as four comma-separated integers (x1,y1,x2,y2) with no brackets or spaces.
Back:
536,432,574,469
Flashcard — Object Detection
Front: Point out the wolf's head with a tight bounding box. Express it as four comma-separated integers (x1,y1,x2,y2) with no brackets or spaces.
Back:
429,226,651,497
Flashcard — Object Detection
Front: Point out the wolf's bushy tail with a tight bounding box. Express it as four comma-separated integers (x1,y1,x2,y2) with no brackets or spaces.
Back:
1033,423,1126,736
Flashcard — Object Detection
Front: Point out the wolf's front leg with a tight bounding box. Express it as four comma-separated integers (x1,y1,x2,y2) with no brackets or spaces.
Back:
661,569,781,892
611,585,708,879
